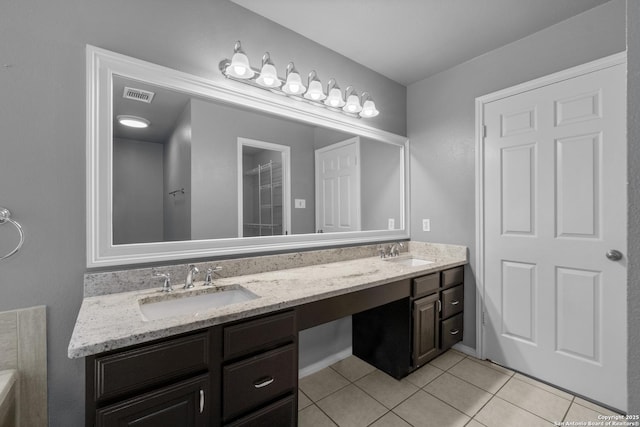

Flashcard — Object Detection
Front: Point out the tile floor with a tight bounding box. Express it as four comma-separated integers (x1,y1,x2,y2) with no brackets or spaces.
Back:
298,349,620,427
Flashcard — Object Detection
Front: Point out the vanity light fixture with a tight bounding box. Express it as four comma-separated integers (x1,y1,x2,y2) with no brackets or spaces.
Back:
343,86,363,114
219,41,379,118
255,53,281,88
281,62,306,95
303,71,326,101
359,92,380,118
117,115,150,128
225,41,254,79
324,78,345,108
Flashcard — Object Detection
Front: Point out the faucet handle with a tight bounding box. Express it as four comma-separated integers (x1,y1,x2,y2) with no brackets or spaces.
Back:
154,272,173,293
203,266,222,287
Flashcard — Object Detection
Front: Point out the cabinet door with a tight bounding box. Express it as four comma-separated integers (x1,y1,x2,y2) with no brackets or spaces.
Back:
413,294,440,368
96,375,209,427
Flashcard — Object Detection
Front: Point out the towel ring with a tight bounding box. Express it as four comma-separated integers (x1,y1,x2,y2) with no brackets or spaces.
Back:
0,207,24,261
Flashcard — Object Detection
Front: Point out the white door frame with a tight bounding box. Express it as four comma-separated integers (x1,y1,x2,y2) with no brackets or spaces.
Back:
237,137,291,237
315,136,361,233
474,51,627,360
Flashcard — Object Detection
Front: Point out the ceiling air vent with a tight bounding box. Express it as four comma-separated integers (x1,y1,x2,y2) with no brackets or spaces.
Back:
123,87,155,103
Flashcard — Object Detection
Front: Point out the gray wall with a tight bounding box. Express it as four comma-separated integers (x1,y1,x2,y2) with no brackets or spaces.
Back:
407,0,626,352
0,1,405,425
163,101,192,241
627,0,640,415
112,138,164,244
190,98,317,238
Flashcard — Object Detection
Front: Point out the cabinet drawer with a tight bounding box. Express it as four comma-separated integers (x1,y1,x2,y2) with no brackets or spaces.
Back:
412,273,439,298
93,332,209,401
442,266,464,288
223,344,296,421
441,313,463,349
441,285,464,318
225,395,296,427
224,311,296,360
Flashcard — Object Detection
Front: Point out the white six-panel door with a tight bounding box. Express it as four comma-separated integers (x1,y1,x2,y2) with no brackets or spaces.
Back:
481,61,627,410
315,137,361,233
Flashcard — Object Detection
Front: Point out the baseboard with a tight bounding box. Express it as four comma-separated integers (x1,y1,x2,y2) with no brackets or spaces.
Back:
453,343,478,358
298,346,352,378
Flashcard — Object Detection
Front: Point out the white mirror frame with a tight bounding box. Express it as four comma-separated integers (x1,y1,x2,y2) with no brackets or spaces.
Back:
86,45,410,268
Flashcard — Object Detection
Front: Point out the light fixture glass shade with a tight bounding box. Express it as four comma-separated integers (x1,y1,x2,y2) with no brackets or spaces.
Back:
324,79,345,108
225,41,254,79
343,93,362,113
360,99,379,117
282,63,306,95
256,62,281,88
117,115,150,128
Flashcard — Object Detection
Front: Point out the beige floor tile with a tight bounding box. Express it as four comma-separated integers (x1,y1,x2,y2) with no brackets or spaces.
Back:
513,373,573,400
299,390,313,411
429,350,466,371
355,370,419,409
298,404,337,427
299,367,350,401
330,355,376,382
496,377,571,422
406,364,444,388
448,358,510,394
573,397,621,415
393,390,470,427
565,401,619,423
317,384,388,427
466,420,488,427
474,397,552,427
369,411,412,427
424,372,492,417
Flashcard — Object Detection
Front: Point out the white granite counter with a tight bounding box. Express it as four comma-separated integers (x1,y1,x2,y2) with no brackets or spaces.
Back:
69,242,467,358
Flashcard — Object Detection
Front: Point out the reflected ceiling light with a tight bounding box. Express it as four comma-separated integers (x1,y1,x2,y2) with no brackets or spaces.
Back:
343,86,363,114
117,115,150,128
304,71,326,101
359,92,380,118
255,52,281,88
219,41,379,118
324,78,345,108
225,41,254,79
282,62,306,95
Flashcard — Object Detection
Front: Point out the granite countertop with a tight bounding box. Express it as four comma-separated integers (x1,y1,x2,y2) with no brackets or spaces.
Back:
68,245,467,359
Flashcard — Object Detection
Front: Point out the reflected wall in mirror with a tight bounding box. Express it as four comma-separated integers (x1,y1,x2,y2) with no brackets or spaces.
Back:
88,45,409,267
112,76,403,244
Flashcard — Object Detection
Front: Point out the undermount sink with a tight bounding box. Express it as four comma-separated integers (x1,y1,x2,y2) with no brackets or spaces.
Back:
139,286,259,321
384,256,434,267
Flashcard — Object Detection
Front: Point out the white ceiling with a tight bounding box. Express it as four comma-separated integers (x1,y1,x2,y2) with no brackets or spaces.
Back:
231,0,611,86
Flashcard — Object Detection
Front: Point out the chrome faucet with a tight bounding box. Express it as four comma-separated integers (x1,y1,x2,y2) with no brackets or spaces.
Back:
203,265,222,287
154,272,173,293
390,242,404,257
184,264,199,289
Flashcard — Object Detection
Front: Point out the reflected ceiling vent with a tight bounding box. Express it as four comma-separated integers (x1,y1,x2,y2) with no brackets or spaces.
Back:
123,87,155,103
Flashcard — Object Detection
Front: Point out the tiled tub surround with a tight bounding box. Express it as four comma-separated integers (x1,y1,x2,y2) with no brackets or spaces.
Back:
69,242,466,358
0,370,17,427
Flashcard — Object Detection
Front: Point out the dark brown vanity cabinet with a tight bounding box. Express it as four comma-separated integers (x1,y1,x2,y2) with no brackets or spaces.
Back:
353,266,465,378
86,331,213,427
85,310,297,427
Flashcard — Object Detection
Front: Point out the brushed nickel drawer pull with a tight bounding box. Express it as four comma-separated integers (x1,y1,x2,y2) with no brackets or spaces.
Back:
253,376,275,389
450,300,460,305
437,300,442,312
450,329,460,335
199,389,205,413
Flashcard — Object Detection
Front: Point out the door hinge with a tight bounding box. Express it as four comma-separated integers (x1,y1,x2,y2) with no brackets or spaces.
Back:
482,125,487,139
481,310,486,325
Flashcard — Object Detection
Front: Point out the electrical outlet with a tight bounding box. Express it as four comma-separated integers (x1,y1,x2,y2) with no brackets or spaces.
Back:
388,218,395,230
295,199,306,209
422,219,431,232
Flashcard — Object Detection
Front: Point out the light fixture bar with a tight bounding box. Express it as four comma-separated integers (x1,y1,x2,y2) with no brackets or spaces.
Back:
219,41,379,119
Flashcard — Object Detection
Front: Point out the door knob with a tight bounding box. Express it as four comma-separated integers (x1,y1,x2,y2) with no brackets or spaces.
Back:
606,249,623,261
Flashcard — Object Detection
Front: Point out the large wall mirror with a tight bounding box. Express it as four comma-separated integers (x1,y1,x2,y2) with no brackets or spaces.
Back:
87,45,409,267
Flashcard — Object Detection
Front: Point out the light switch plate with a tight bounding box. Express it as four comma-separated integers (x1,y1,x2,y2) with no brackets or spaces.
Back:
295,199,306,209
388,218,395,229
422,219,430,232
